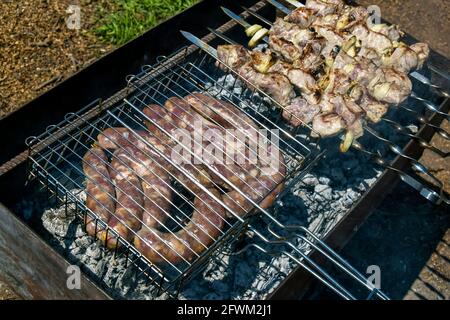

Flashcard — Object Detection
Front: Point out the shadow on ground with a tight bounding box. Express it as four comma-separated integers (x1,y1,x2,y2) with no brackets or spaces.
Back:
304,181,450,300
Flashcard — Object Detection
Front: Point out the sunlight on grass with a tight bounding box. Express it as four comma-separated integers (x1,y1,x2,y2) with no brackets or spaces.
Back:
96,0,199,45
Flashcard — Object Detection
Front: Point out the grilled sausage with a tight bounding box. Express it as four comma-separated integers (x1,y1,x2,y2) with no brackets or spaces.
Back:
97,127,166,158
97,149,144,249
185,92,260,173
84,93,286,264
222,143,286,218
164,96,258,190
98,127,146,150
185,92,259,134
142,104,178,147
98,127,176,229
134,187,225,265
82,146,115,238
129,148,173,229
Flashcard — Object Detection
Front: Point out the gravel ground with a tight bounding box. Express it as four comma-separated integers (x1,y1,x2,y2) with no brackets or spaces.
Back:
0,281,19,300
0,0,113,118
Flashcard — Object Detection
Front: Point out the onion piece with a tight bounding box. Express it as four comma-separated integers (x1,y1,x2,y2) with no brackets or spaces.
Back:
336,15,349,31
339,130,354,153
342,36,357,53
248,28,269,48
372,83,391,101
252,53,273,74
245,24,262,37
370,23,387,33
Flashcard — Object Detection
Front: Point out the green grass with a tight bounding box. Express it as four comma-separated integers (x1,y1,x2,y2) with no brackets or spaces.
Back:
95,0,199,45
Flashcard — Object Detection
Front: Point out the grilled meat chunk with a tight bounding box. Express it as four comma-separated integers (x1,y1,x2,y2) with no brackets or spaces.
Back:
269,18,319,63
269,60,321,104
367,67,412,105
238,64,296,105
285,7,317,28
306,0,345,16
283,97,320,127
312,113,345,137
349,85,388,123
217,44,251,69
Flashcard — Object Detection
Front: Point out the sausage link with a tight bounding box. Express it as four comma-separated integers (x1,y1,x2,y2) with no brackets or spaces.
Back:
83,146,115,238
185,92,260,172
185,92,259,133
142,104,178,147
165,96,256,191
129,148,173,229
222,144,286,218
134,188,225,265
99,128,176,230
98,149,144,249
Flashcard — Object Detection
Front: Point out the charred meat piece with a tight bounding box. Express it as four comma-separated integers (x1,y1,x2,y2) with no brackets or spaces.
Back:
306,0,345,17
285,7,317,28
238,64,296,105
335,6,369,32
283,97,320,127
367,67,413,105
217,44,251,69
269,60,321,104
217,44,301,106
269,18,319,63
349,85,388,123
312,113,345,137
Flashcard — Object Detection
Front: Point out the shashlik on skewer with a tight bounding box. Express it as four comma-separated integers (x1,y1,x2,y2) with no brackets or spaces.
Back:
275,0,429,74
211,4,429,155
217,44,366,138
215,0,429,142
216,39,412,137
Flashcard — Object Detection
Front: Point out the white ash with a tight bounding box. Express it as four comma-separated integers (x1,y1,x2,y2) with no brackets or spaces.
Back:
34,144,392,300
27,72,415,300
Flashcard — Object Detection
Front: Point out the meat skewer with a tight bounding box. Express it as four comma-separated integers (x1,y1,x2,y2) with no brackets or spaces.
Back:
277,0,430,75
213,3,431,144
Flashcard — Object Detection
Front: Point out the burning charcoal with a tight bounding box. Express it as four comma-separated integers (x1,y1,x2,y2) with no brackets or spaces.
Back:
303,173,319,186
318,176,331,185
42,209,77,238
314,184,333,200
75,225,86,238
86,244,102,260
115,267,136,295
233,86,243,95
75,235,93,248
69,246,83,256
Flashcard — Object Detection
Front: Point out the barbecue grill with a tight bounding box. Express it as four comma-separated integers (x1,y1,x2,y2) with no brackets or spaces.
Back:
0,0,449,300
